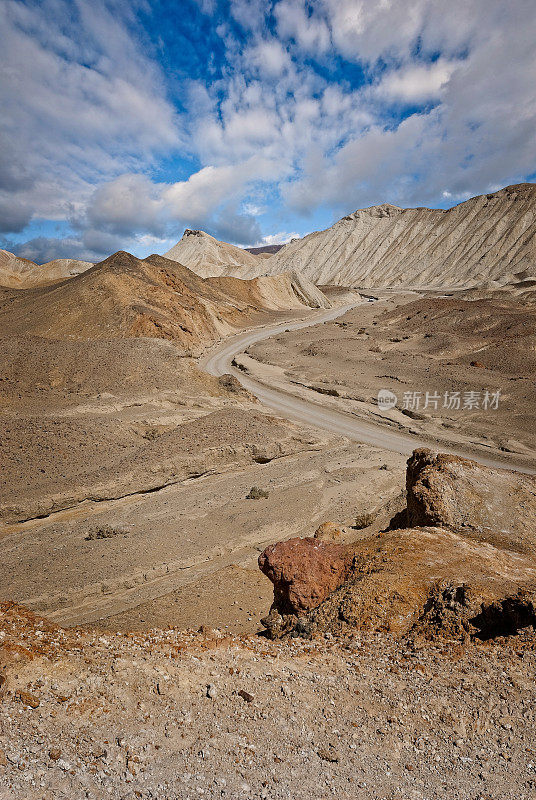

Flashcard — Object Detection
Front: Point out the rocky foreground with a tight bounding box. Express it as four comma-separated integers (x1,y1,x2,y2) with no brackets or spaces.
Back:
1,449,536,799
1,603,536,800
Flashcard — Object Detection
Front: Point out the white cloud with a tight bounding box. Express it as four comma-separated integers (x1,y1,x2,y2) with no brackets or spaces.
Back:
162,159,274,222
3,0,535,261
246,40,292,77
375,60,459,103
0,0,180,231
87,174,166,236
257,231,300,246
280,0,536,212
75,159,274,248
274,0,331,53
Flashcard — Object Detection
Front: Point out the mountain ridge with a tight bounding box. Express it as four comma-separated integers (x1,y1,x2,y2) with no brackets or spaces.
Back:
0,250,330,355
0,249,93,288
247,183,536,287
164,229,259,278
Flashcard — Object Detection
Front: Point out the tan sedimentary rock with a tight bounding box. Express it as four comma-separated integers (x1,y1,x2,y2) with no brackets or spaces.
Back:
246,183,536,288
406,448,536,553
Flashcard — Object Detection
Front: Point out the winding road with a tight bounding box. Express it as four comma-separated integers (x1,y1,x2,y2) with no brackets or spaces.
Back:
200,301,536,475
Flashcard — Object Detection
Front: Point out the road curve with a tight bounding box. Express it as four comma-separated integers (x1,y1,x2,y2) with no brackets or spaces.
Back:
199,303,536,475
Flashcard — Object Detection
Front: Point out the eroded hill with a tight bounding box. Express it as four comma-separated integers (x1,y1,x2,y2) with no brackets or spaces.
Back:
0,249,92,288
250,183,536,288
0,250,330,355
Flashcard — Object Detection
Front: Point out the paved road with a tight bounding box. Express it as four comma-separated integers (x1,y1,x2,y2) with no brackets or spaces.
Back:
200,303,536,475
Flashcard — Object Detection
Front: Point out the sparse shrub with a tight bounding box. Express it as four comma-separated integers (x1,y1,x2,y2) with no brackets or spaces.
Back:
218,374,242,393
246,486,269,500
354,511,377,529
142,427,161,440
85,525,130,541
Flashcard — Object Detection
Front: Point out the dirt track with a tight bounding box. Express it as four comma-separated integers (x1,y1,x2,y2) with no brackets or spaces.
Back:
200,296,536,474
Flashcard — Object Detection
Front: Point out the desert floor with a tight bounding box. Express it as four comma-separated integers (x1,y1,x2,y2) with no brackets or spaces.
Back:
1,290,534,636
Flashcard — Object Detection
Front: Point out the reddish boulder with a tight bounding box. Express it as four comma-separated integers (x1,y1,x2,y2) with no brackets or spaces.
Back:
258,537,354,614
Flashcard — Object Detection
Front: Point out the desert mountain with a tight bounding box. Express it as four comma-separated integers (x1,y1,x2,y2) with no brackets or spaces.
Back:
0,249,39,287
247,183,536,288
0,250,330,355
0,249,93,288
164,229,260,278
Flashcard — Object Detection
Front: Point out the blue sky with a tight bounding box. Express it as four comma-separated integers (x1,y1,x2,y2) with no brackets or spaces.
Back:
1,0,535,263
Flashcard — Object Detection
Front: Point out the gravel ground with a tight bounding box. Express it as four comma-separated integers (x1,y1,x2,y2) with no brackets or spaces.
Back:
1,604,535,800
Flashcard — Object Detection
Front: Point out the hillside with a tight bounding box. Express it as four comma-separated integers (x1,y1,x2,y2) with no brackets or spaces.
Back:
0,249,38,287
164,229,260,278
0,249,92,287
251,183,536,288
208,269,330,310
0,250,329,355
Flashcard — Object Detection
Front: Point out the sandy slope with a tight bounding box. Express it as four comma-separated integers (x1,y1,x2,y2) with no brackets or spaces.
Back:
247,183,536,288
164,229,260,277
0,250,92,287
0,251,330,355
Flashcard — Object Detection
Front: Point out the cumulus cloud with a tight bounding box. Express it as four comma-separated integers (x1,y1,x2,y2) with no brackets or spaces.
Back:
274,0,331,54
0,0,179,233
0,197,33,234
74,159,273,248
246,40,292,77
280,0,536,212
86,175,166,237
3,0,535,260
375,60,459,103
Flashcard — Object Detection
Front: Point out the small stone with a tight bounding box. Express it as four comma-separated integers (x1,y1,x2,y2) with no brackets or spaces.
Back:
237,690,254,703
206,684,217,699
49,749,61,762
17,691,40,708
318,746,339,763
314,522,343,541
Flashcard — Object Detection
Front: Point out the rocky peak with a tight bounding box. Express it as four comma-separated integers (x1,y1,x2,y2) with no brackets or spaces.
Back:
342,202,403,223
182,229,206,238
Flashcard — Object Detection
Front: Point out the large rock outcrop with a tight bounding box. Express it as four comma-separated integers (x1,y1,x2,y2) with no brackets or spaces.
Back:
406,448,536,553
259,448,536,640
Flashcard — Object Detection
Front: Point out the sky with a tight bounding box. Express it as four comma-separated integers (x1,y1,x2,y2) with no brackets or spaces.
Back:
1,0,535,264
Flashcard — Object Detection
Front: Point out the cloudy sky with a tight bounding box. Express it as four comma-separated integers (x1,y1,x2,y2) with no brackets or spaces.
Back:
1,0,535,263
